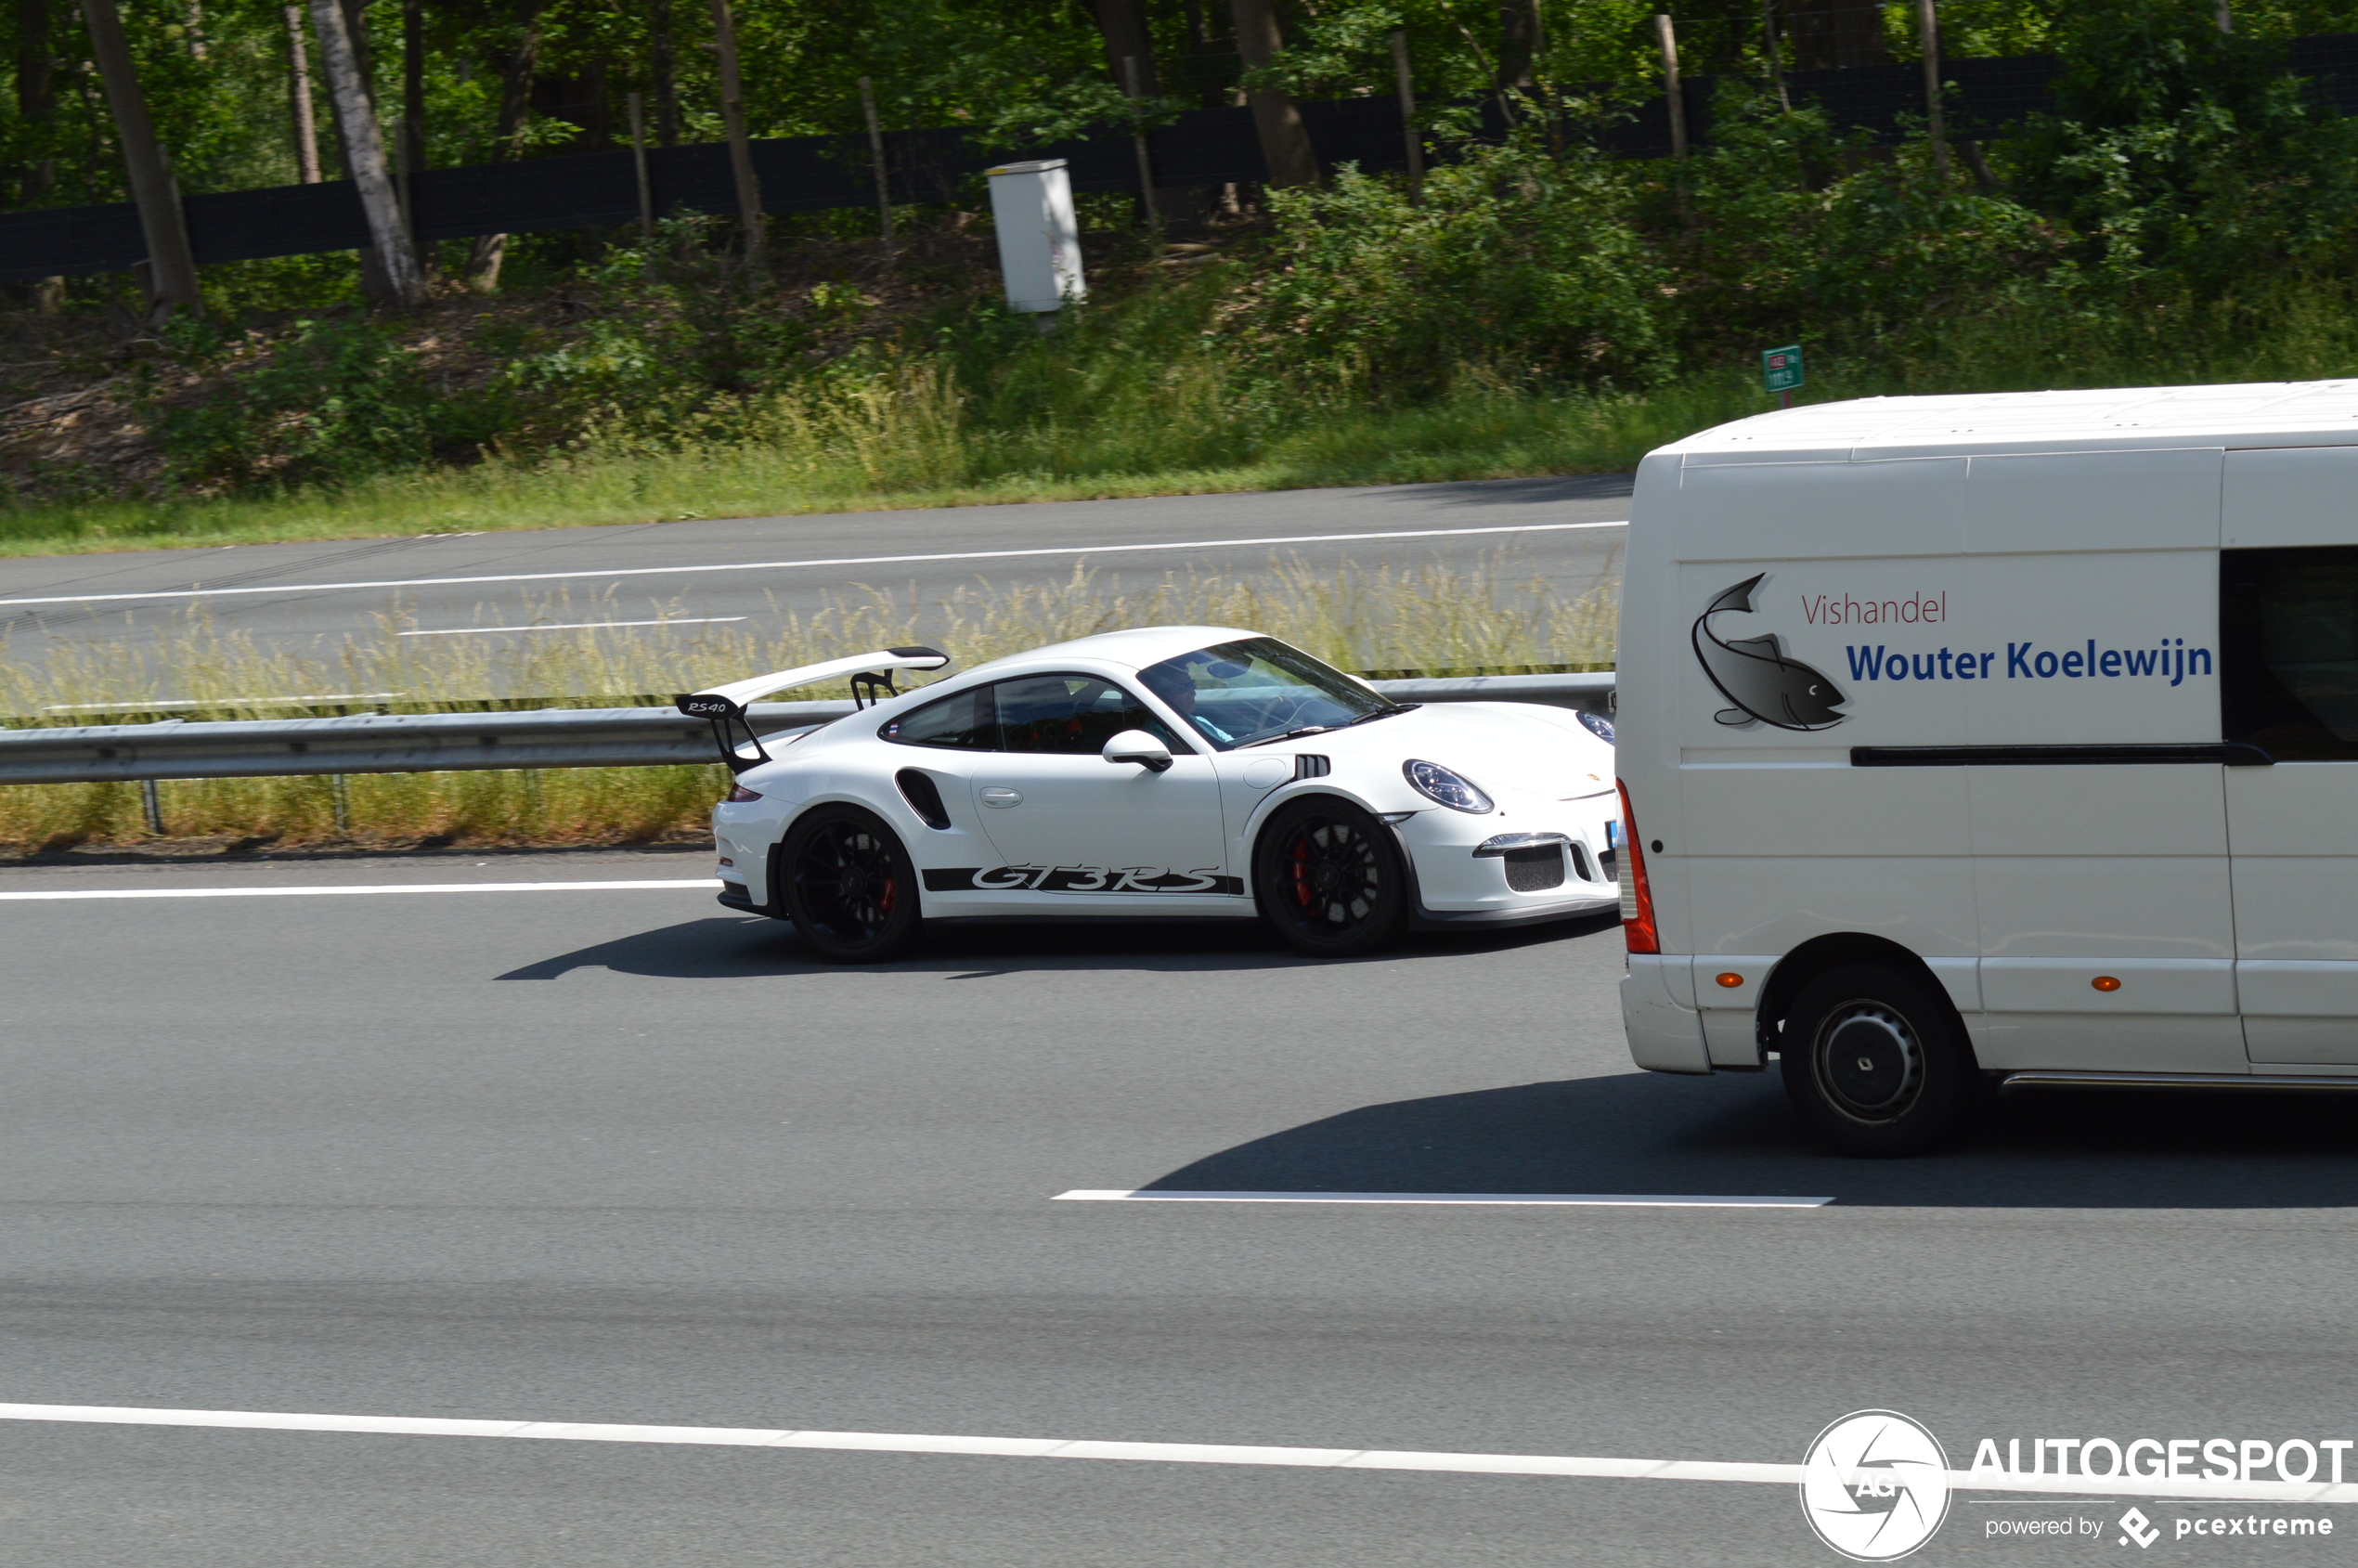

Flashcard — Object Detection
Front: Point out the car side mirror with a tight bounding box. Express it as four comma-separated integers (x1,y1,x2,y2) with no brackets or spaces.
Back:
1102,730,1173,773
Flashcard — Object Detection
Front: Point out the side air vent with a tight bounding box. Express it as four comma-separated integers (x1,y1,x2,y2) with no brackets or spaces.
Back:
895,768,953,830
1294,754,1331,780
1570,842,1596,882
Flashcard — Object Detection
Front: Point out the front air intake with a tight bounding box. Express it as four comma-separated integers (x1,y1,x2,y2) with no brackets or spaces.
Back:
1503,844,1567,892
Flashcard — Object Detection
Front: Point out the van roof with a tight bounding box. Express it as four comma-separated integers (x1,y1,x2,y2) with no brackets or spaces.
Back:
1665,380,2358,463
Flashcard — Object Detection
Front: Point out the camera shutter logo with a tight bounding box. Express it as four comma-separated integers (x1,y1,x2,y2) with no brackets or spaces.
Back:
1799,1410,1952,1561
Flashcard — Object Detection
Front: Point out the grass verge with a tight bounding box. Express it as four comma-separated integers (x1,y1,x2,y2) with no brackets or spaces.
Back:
0,552,1619,855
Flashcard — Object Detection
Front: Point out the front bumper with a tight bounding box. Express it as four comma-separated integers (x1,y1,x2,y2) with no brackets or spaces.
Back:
1393,794,1621,926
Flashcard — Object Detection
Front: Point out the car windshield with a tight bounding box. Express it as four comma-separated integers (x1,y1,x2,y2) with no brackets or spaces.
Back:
1136,637,1395,750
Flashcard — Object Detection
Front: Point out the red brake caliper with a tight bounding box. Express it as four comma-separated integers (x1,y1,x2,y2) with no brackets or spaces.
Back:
1289,836,1313,908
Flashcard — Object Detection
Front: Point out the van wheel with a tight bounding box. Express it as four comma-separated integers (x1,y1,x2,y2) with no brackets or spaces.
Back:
1253,797,1406,957
1780,964,1973,1157
780,805,922,963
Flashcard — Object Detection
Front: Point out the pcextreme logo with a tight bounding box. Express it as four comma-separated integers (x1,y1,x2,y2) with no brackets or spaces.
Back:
1799,1410,1952,1562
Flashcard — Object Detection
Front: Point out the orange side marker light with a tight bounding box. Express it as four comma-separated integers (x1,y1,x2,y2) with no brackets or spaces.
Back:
1716,972,1744,989
2092,975,2122,992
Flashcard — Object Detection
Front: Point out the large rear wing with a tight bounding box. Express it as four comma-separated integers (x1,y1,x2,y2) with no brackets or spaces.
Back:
677,646,950,773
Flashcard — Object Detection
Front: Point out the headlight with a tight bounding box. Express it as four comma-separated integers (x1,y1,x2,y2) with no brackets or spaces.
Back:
1403,759,1493,813
1577,710,1615,744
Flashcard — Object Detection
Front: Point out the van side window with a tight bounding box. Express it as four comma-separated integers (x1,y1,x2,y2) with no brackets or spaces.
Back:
2222,546,2358,760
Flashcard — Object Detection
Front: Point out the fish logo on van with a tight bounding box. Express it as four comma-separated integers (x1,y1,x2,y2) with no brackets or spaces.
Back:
1692,575,1849,731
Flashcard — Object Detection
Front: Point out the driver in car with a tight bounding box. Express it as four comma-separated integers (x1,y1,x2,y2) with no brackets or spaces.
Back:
1139,659,1237,747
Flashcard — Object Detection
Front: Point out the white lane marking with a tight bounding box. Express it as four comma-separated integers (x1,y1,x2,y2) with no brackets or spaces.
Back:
0,521,1631,610
398,617,747,637
1055,1189,1834,1208
44,693,407,712
0,1403,2350,1503
0,880,720,901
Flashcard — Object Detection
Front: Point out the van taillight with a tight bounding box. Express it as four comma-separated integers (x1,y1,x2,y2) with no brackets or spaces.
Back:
1616,780,1659,954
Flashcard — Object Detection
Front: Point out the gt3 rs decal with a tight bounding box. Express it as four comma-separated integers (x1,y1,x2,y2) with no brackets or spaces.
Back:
921,866,1245,896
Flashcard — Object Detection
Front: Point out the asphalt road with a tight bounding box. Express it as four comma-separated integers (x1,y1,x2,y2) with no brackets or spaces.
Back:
0,476,1631,682
1,852,2354,1564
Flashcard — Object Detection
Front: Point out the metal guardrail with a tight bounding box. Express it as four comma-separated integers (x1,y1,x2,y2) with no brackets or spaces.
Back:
0,674,1614,787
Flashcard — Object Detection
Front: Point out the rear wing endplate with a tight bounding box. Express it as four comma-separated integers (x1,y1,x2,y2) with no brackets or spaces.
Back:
676,647,950,774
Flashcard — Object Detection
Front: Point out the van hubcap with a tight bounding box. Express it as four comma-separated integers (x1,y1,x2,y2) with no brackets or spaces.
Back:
1815,1004,1924,1122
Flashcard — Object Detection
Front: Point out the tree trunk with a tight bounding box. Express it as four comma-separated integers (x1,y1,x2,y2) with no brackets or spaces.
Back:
309,0,423,306
313,0,395,300
281,3,319,181
650,0,678,145
1089,0,1196,225
16,0,63,308
1497,0,1539,97
1229,0,1316,188
1089,0,1157,93
463,0,542,291
77,0,202,320
15,0,57,203
708,0,763,268
400,0,429,272
1782,0,1888,71
399,0,423,175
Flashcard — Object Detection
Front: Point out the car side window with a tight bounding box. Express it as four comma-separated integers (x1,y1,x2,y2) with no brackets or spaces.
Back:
2222,546,2358,761
879,684,997,749
993,674,1188,756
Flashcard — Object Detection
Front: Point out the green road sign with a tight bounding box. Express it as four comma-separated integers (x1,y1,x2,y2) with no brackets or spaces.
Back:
1762,343,1804,394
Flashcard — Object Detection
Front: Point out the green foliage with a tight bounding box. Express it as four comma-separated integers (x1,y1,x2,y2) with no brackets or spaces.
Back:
1239,136,1672,398
2011,0,2358,292
1672,92,2066,355
151,316,485,487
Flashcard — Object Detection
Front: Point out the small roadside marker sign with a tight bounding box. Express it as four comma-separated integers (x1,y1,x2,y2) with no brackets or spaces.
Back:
1762,343,1804,395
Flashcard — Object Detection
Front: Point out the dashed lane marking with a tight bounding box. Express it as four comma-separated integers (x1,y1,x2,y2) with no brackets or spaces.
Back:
0,521,1630,610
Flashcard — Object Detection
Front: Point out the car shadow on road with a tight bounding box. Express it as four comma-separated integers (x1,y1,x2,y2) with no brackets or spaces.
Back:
1139,1072,2358,1210
492,912,1605,980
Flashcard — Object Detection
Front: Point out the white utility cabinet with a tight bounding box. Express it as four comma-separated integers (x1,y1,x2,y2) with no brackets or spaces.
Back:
985,159,1085,315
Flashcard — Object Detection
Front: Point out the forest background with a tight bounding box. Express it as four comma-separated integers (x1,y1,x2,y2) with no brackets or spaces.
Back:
6,0,2358,553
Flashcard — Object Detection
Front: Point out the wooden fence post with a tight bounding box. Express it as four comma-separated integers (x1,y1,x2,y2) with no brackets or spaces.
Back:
1121,57,1161,233
628,91,654,251
859,76,894,261
1655,14,1687,162
708,0,764,270
1918,0,1947,178
1391,31,1423,206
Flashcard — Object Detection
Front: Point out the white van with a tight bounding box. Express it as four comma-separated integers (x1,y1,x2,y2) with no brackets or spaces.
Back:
1615,382,2358,1154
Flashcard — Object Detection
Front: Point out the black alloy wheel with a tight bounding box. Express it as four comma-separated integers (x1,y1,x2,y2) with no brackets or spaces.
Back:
1779,963,1976,1157
1253,797,1407,957
780,805,922,963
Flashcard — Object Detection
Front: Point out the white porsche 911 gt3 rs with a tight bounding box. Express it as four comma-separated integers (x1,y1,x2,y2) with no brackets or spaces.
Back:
680,626,1620,961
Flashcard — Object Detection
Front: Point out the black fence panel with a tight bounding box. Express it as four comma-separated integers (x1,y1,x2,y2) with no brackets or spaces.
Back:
0,41,2345,284
2289,32,2358,112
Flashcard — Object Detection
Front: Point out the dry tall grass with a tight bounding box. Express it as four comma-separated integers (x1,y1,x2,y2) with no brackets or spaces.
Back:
0,552,1619,854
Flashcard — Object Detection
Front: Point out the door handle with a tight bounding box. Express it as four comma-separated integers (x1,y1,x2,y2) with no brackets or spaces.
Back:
979,786,1023,808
